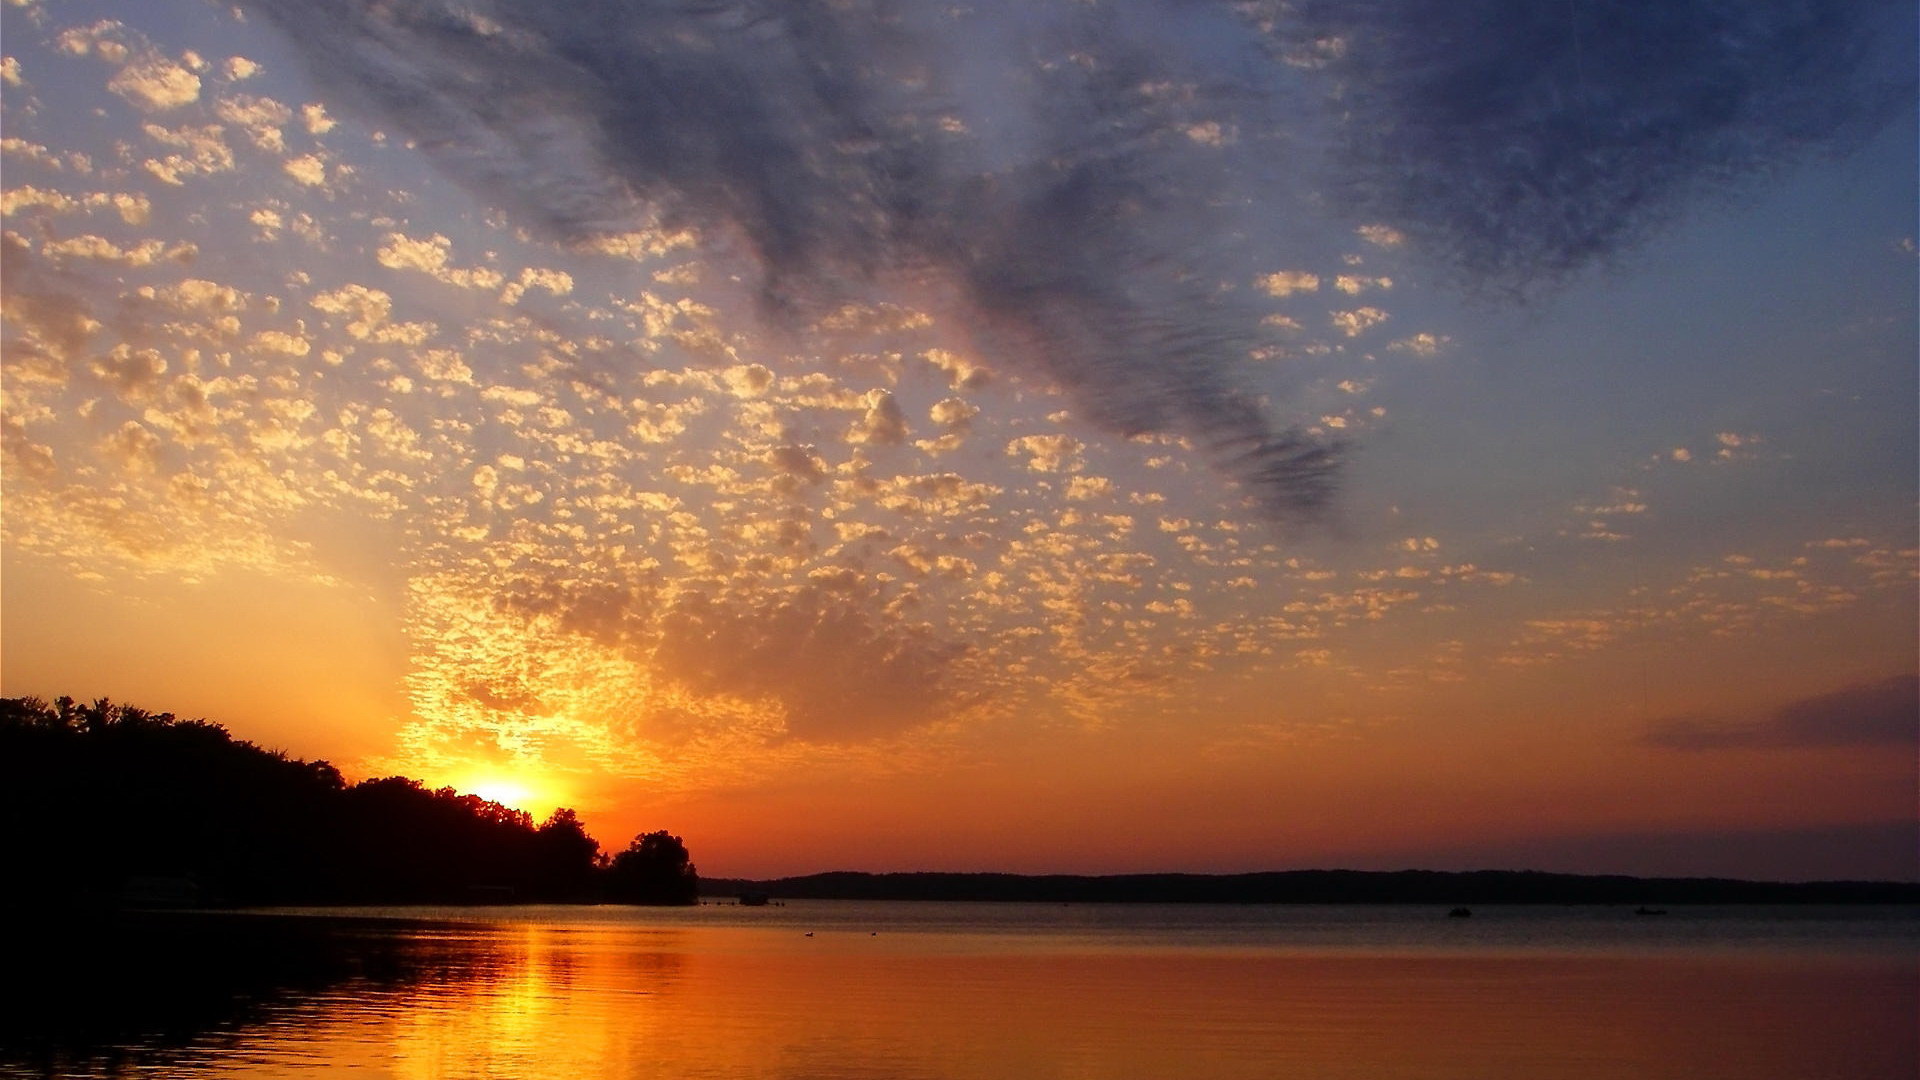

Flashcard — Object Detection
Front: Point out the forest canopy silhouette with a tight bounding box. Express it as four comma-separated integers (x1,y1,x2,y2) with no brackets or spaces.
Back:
0,696,697,908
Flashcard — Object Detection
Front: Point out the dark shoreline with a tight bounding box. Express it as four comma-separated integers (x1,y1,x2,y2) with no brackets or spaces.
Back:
700,869,1920,905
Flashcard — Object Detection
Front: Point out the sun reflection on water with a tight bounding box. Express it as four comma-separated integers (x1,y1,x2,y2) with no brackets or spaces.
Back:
15,912,1914,1080
232,920,1920,1080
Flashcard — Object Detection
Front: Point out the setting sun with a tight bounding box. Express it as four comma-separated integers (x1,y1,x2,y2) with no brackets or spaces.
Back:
459,776,561,821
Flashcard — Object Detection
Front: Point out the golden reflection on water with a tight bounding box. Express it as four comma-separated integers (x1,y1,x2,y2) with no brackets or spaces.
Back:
204,924,1919,1080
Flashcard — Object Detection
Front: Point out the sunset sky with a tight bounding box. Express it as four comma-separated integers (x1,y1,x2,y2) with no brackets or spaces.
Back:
3,0,1914,881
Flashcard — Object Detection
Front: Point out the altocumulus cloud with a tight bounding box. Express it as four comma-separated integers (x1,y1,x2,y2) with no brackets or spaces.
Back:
237,0,1904,516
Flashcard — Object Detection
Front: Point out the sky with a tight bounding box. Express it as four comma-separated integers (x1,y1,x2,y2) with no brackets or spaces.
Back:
2,0,1914,882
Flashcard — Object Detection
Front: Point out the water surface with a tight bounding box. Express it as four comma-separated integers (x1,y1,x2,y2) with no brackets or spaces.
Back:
7,903,1914,1079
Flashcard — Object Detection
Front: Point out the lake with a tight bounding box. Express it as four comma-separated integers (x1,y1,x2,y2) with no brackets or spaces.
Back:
5,902,1915,1079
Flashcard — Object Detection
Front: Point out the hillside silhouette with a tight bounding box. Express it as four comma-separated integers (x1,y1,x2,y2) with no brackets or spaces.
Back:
0,695,697,908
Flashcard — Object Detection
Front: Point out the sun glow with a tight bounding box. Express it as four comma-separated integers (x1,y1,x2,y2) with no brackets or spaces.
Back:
459,775,561,821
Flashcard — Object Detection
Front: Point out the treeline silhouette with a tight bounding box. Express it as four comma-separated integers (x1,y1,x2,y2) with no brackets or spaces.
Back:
703,869,1920,905
0,696,697,908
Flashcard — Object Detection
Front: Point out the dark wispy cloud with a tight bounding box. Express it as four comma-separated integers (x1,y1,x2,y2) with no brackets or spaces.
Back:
1645,674,1918,750
237,0,1901,515
1374,821,1920,881
1277,0,1911,289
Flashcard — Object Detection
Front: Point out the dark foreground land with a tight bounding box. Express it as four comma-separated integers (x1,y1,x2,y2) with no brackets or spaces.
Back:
0,695,697,908
703,869,1920,905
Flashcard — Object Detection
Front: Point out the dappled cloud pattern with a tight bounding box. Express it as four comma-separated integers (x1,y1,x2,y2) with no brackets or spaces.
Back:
2,1,1912,812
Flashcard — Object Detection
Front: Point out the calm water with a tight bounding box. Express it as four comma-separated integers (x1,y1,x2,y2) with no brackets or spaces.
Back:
5,902,1915,1079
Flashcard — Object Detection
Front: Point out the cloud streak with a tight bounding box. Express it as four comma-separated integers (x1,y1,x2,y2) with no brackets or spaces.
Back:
1645,675,1918,750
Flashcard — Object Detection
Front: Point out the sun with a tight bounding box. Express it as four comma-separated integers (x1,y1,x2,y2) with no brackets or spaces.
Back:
468,778,533,809
458,774,562,820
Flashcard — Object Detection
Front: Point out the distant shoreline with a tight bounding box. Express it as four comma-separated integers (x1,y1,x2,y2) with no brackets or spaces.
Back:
699,869,1920,905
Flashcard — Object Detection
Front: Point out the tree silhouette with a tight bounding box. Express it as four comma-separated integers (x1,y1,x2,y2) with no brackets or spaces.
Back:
0,695,695,907
606,830,699,905
534,809,605,898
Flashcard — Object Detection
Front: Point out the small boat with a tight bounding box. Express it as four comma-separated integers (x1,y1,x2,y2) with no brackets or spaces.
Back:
1447,907,1472,918
1634,906,1669,916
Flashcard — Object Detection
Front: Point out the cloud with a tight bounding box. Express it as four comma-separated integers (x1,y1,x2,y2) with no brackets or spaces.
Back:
215,93,294,152
88,344,168,398
1007,433,1084,474
651,585,967,742
282,153,328,186
100,419,163,473
1329,307,1388,337
144,276,243,315
1257,271,1321,298
1388,332,1447,358
234,0,1344,519
1355,224,1403,249
1375,821,1920,882
309,282,392,338
301,103,336,135
42,234,196,266
251,327,311,356
846,389,908,447
929,397,979,432
214,0,1903,533
0,186,151,224
1645,674,1918,750
0,239,101,374
922,349,990,391
766,444,829,490
108,52,202,111
1279,0,1912,289
1771,676,1918,745
499,266,574,305
375,231,503,289
140,121,235,180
